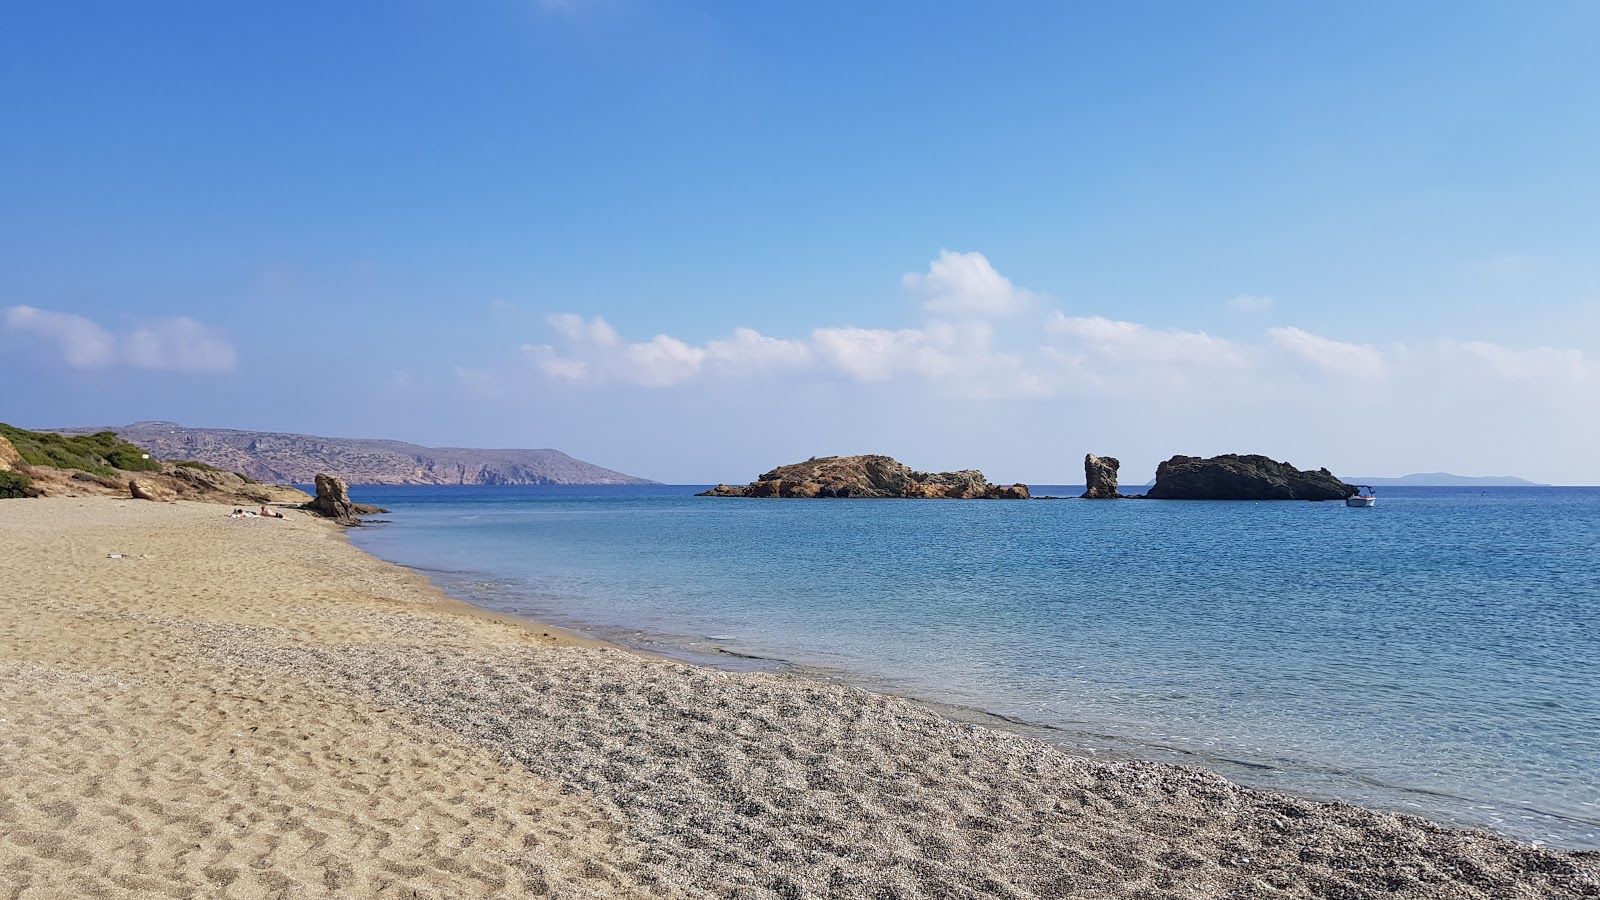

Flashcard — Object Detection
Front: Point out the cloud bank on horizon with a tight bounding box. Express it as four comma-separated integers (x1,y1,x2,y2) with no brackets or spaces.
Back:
522,251,1593,405
4,252,1595,484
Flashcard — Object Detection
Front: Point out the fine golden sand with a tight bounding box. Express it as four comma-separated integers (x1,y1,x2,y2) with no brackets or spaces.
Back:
2,497,1597,899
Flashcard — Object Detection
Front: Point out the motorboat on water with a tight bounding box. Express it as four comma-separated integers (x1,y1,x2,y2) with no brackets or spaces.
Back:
1346,485,1377,507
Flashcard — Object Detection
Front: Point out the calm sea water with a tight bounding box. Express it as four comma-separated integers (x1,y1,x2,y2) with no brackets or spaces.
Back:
345,484,1600,849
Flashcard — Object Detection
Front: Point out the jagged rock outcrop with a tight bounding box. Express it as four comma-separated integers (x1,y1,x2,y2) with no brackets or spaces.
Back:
1146,454,1357,501
162,465,311,505
699,455,1030,500
1081,454,1122,499
301,473,388,524
129,479,176,502
0,435,20,472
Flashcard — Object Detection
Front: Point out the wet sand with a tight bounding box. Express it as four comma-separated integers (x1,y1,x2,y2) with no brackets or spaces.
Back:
2,497,1596,898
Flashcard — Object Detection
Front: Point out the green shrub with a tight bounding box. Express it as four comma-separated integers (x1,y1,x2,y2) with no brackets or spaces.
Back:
0,424,163,475
0,470,32,499
172,460,222,472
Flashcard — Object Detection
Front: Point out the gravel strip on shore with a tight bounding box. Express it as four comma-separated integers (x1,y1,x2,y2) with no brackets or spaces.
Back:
209,630,1600,900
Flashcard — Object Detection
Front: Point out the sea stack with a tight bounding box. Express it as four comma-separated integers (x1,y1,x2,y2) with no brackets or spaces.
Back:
301,473,389,524
1080,454,1122,499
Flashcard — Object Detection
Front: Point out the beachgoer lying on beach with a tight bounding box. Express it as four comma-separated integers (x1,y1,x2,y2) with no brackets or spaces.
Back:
260,506,284,518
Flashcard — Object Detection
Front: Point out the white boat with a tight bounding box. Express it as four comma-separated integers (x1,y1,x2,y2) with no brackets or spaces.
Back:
1346,486,1377,507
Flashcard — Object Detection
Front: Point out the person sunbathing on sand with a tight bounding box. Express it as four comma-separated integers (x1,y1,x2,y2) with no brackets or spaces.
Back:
260,506,284,518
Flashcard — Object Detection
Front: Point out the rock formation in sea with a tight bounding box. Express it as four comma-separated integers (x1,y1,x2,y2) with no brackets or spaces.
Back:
699,455,1031,499
1081,454,1122,499
1145,454,1357,501
301,473,389,525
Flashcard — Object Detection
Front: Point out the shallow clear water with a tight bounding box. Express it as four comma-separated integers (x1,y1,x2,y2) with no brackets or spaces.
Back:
346,484,1600,848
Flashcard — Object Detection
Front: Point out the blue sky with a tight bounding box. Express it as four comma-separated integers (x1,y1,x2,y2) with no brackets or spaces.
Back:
4,1,1598,483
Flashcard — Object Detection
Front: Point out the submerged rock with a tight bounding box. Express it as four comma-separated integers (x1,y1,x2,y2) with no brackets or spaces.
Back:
1146,454,1356,501
699,455,1030,500
1081,454,1122,499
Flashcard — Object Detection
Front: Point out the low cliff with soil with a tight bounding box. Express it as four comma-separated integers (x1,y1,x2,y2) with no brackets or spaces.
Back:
700,455,1030,499
0,424,309,505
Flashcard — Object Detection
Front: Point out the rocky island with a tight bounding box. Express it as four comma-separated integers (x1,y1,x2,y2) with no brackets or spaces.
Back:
699,455,1030,499
1146,454,1357,501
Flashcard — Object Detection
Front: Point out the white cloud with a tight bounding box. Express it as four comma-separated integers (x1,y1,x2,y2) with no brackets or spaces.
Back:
123,317,237,372
1045,314,1250,369
3,306,116,368
620,334,706,387
1269,326,1385,379
1227,294,1276,313
548,313,618,347
508,252,1594,482
902,250,1034,317
811,326,951,381
1436,340,1593,386
532,314,662,383
705,327,812,375
3,305,235,373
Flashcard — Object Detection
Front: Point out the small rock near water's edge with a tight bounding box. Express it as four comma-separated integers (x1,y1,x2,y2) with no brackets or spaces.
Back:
301,473,389,524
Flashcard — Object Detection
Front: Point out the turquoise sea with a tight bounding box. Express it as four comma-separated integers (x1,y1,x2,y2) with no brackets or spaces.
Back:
345,485,1600,849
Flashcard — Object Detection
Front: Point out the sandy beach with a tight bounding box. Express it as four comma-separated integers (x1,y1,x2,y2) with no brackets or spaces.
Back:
3,497,1597,899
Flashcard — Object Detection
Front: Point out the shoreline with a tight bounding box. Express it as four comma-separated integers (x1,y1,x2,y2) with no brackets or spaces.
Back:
354,528,1600,852
3,496,1597,898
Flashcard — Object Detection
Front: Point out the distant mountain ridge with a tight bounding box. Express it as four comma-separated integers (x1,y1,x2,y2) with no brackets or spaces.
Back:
50,422,656,486
1346,472,1547,487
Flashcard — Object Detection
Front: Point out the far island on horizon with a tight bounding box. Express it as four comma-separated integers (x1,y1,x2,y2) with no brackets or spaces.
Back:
46,422,656,487
1346,473,1550,487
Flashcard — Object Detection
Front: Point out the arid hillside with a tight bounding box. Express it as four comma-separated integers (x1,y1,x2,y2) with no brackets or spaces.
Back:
50,422,656,486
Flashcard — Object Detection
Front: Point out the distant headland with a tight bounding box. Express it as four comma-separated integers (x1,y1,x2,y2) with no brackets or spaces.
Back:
44,422,656,486
1345,473,1548,487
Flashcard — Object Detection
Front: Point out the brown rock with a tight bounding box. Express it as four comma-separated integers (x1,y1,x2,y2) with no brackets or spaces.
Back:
1146,454,1357,501
163,464,310,505
129,479,176,502
697,455,1030,500
0,435,20,472
1081,454,1122,499
304,473,356,522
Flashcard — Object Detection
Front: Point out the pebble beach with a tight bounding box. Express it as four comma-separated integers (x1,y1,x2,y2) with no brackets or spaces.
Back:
3,497,1597,899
